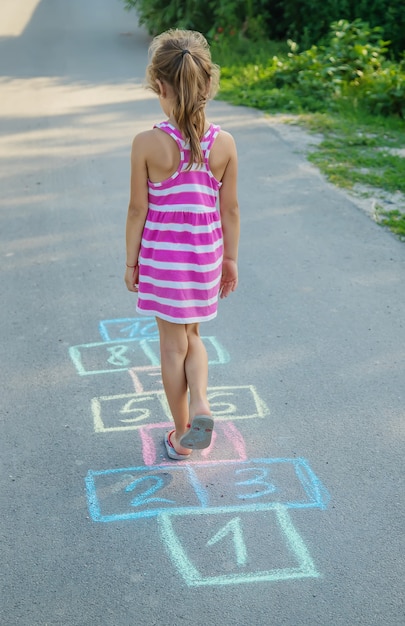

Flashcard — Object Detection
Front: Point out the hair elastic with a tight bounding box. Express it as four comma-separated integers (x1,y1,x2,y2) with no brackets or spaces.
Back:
181,49,191,57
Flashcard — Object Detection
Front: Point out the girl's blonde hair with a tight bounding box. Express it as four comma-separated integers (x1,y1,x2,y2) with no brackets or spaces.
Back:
146,29,220,169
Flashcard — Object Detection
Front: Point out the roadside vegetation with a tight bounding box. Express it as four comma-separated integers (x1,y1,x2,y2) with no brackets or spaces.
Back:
124,1,405,238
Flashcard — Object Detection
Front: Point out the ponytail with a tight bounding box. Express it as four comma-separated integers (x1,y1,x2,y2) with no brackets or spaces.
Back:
173,51,207,168
146,30,220,169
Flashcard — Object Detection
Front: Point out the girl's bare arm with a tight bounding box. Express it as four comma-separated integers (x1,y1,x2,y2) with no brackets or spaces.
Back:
218,133,240,297
124,133,149,292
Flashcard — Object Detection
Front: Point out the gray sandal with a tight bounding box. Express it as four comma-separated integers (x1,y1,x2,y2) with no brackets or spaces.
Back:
178,415,214,449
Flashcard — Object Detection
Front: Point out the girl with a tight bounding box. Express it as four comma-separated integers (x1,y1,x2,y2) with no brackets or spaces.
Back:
124,29,240,460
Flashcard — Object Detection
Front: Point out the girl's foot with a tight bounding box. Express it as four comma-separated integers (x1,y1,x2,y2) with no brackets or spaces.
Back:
164,430,192,460
179,415,214,449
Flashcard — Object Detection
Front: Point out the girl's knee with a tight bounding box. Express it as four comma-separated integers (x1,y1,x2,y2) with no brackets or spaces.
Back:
157,319,188,357
161,340,188,360
186,323,207,354
186,322,201,340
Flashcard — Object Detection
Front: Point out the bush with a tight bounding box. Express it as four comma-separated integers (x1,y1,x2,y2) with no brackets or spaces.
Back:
287,19,405,117
358,65,405,118
123,0,211,35
123,0,404,118
123,0,269,40
277,0,405,57
124,0,405,58
218,19,405,118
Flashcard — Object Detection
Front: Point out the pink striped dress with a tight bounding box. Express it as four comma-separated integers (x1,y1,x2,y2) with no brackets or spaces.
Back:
136,121,223,324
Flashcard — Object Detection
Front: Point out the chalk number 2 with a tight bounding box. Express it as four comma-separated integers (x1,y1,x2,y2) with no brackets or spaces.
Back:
125,476,175,507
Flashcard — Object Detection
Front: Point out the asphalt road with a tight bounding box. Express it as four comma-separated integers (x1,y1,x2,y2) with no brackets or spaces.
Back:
1,1,404,625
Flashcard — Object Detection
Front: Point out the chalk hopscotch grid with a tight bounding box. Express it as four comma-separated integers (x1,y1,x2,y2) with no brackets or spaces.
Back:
74,317,330,586
91,385,269,433
85,458,330,523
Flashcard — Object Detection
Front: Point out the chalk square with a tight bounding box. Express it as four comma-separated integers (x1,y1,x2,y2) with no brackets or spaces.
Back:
99,317,158,342
207,385,269,421
158,505,319,586
138,421,247,466
188,458,329,511
129,366,163,394
85,465,207,523
69,339,159,375
92,391,170,433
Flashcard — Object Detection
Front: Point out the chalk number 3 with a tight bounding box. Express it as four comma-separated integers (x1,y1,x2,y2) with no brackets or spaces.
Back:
235,467,277,500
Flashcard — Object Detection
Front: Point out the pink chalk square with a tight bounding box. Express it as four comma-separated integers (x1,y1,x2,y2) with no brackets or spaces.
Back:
139,421,247,466
128,366,163,393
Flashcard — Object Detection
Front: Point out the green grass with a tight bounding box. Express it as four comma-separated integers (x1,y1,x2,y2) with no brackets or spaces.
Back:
212,36,289,67
376,209,405,238
302,111,405,193
212,36,405,239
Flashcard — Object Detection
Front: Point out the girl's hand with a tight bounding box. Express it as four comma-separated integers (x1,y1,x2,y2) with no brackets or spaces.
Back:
220,258,238,298
124,265,139,292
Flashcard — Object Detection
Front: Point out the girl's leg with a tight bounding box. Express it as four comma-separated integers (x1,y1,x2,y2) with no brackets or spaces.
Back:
185,323,211,420
156,318,190,454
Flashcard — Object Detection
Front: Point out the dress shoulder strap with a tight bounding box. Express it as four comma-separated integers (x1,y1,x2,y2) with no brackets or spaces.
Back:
202,124,221,165
153,121,184,149
153,121,221,173
153,121,188,171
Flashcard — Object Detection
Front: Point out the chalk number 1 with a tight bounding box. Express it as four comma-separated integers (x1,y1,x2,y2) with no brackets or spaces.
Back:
207,517,247,567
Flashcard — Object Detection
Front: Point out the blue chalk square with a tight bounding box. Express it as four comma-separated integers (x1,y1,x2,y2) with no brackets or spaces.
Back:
99,317,158,342
158,505,320,586
190,458,330,511
85,465,208,522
